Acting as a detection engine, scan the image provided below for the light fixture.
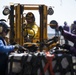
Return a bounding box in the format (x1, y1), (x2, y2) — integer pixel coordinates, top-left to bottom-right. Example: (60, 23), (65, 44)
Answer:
(2, 6), (10, 16)
(47, 7), (54, 15)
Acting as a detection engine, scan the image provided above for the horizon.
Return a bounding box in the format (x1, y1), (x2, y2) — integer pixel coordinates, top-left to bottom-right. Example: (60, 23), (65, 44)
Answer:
(0, 0), (76, 33)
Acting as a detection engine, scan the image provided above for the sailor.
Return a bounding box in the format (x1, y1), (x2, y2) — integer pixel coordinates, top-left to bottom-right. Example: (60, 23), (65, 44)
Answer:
(23, 12), (39, 42)
(63, 21), (70, 44)
(59, 26), (76, 56)
(0, 20), (20, 75)
(71, 20), (76, 34)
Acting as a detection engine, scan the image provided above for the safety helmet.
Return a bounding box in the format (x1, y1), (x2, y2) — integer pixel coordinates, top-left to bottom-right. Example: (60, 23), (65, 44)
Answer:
(25, 12), (35, 23)
(64, 21), (67, 25)
(0, 21), (10, 34)
(74, 20), (76, 24)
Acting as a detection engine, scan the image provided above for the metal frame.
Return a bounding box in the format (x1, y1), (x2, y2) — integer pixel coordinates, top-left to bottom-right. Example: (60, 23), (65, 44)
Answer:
(9, 4), (47, 48)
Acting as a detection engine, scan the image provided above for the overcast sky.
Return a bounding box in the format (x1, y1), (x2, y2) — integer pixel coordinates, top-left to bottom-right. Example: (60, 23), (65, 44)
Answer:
(0, 0), (76, 33)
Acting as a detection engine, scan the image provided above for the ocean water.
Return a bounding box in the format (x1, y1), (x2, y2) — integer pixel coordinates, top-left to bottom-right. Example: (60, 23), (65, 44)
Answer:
(48, 33), (55, 39)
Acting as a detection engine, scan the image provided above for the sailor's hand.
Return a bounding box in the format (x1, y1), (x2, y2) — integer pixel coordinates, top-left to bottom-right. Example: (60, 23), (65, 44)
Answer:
(53, 36), (59, 42)
(58, 26), (64, 35)
(14, 44), (21, 49)
(62, 44), (71, 50)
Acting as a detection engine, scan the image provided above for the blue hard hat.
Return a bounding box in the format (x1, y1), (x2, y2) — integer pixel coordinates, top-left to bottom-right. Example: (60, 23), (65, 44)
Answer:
(0, 21), (10, 33)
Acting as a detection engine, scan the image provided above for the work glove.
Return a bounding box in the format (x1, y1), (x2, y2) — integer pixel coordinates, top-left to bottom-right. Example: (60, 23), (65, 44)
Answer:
(24, 44), (38, 52)
(14, 44), (28, 53)
(62, 44), (71, 50)
(58, 26), (64, 35)
(52, 36), (59, 42)
(14, 44), (21, 49)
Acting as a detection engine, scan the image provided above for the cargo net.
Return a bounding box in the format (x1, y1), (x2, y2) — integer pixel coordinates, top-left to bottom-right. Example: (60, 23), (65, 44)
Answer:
(52, 54), (76, 75)
(8, 52), (76, 75)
